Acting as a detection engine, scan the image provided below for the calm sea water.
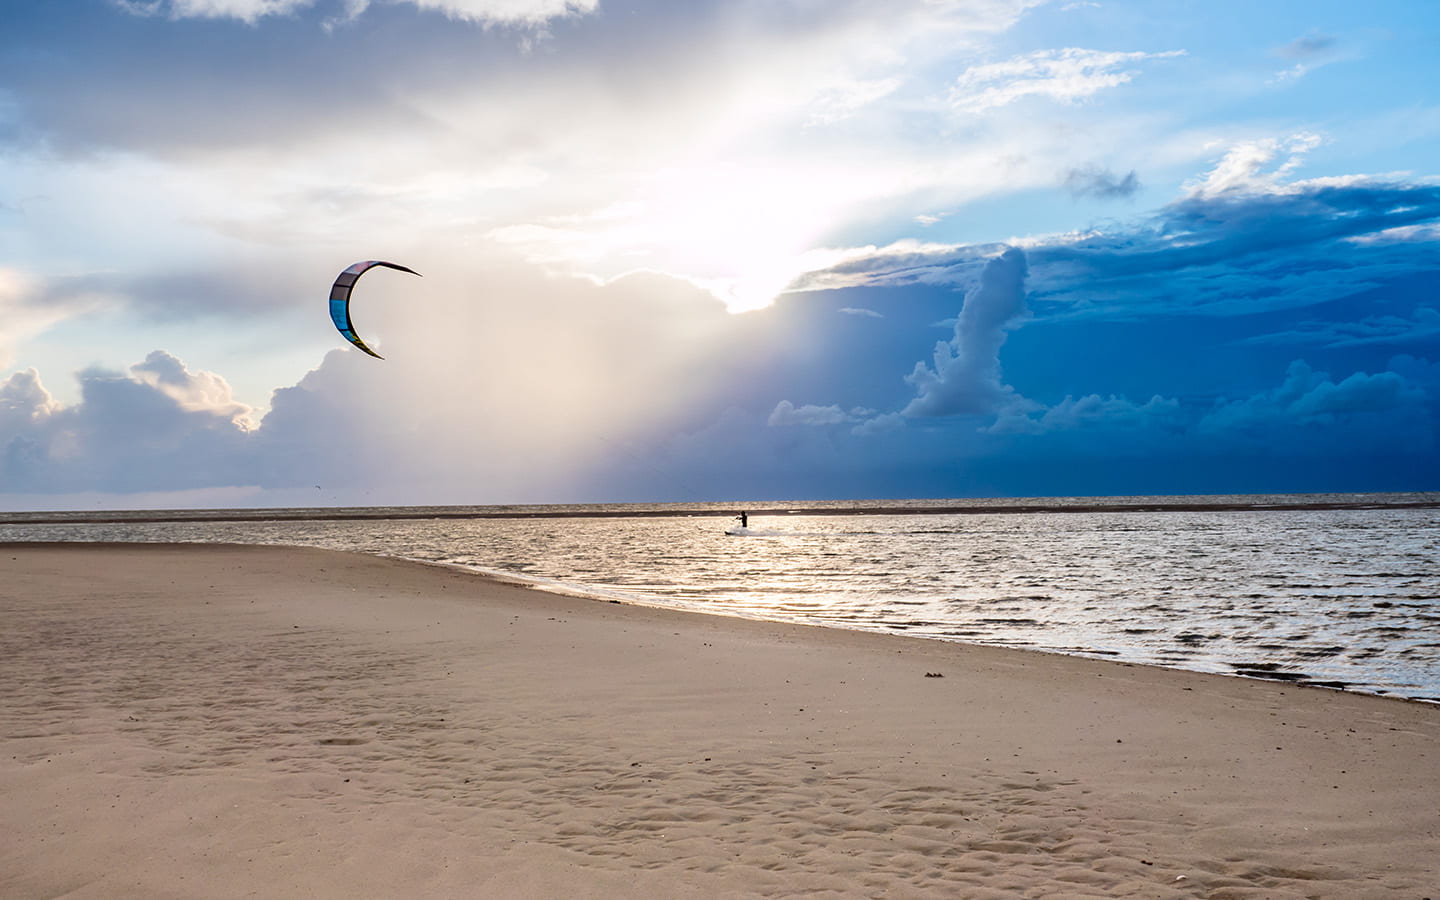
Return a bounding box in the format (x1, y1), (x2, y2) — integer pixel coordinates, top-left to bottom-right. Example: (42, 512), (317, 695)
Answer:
(4, 494), (1438, 702)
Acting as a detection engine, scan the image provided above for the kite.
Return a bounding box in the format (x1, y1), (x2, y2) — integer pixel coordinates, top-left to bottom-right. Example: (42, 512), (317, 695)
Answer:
(328, 260), (421, 359)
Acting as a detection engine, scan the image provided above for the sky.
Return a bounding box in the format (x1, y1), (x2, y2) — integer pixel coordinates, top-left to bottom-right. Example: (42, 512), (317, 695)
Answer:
(2, 0), (1438, 509)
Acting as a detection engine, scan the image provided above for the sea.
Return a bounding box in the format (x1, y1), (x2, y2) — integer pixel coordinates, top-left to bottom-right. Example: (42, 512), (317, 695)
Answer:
(4, 492), (1438, 703)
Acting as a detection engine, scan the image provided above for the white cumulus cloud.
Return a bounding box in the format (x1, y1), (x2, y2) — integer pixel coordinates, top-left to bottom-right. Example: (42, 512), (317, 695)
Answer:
(902, 247), (1036, 419)
(1187, 133), (1324, 198)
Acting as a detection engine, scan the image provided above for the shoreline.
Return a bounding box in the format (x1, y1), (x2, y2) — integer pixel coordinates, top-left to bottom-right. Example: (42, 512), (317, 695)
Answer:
(4, 542), (1438, 897)
(407, 553), (1439, 707)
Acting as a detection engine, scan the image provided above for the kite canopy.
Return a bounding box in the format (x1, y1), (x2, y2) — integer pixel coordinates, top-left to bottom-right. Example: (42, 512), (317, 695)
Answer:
(328, 260), (421, 359)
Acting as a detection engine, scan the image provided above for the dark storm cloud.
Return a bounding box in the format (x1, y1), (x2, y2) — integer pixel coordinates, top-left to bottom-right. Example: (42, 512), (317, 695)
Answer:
(1032, 180), (1440, 290)
(796, 175), (1440, 323)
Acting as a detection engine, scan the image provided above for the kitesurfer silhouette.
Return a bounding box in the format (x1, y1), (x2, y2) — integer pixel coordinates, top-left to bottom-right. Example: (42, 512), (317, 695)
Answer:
(736, 511), (748, 528)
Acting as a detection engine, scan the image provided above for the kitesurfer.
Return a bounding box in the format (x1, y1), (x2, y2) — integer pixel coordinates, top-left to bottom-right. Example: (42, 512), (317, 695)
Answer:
(736, 511), (748, 528)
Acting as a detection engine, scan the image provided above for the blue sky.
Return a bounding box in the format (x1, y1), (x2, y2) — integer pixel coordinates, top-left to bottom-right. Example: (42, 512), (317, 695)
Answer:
(2, 0), (1437, 509)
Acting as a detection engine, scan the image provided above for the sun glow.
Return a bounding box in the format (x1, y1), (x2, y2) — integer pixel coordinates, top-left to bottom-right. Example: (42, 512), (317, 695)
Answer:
(493, 160), (896, 312)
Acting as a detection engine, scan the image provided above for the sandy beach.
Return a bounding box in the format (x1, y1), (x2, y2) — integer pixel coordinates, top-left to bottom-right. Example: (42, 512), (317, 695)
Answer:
(3, 543), (1437, 898)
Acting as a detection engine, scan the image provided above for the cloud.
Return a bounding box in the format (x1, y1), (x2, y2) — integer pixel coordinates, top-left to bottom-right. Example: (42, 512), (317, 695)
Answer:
(0, 269), (87, 369)
(1027, 156), (1440, 320)
(113, 0), (310, 22)
(990, 393), (1182, 435)
(29, 263), (312, 324)
(767, 401), (852, 427)
(2, 0), (1161, 324)
(131, 350), (257, 426)
(768, 400), (881, 429)
(1185, 133), (1323, 198)
(901, 247), (1036, 418)
(4, 3), (1438, 505)
(1062, 164), (1139, 199)
(248, 263), (753, 499)
(0, 368), (59, 432)
(1198, 360), (1423, 435)
(4, 0), (1076, 323)
(116, 0), (599, 26)
(782, 145), (1440, 457)
(1269, 32), (1343, 84)
(1346, 222), (1440, 245)
(1, 356), (257, 493)
(1241, 307), (1440, 349)
(796, 135), (1440, 327)
(850, 411), (905, 436)
(949, 48), (1184, 114)
(0, 266), (196, 371)
(386, 0), (599, 26)
(786, 240), (1005, 293)
(1274, 34), (1338, 61)
(806, 76), (904, 126)
(0, 259), (754, 501)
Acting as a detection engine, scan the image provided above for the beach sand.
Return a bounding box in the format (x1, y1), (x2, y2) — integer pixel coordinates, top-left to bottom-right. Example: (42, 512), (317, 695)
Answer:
(2, 543), (1436, 898)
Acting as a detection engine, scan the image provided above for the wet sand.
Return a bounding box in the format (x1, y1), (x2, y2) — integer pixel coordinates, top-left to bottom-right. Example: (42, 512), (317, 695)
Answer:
(3, 543), (1437, 898)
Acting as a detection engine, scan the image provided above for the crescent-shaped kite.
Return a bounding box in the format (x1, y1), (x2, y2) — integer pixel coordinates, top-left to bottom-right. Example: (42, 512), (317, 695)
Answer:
(328, 260), (421, 359)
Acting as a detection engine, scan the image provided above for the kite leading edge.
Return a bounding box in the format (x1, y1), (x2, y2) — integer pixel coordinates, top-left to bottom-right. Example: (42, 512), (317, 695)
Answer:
(328, 260), (421, 359)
